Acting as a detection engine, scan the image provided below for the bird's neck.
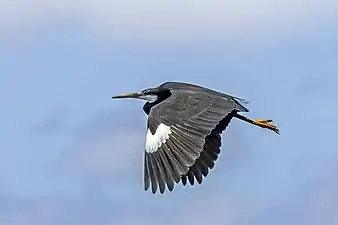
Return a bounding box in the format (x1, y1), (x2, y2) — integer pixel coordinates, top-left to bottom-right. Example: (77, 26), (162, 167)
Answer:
(143, 102), (155, 115)
(142, 89), (172, 115)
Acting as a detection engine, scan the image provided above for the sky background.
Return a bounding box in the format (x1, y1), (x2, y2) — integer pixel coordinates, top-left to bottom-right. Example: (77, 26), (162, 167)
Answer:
(1, 1), (338, 225)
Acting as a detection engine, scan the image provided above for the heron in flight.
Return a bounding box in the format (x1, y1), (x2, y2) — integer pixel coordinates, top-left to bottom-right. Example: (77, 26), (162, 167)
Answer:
(112, 81), (279, 194)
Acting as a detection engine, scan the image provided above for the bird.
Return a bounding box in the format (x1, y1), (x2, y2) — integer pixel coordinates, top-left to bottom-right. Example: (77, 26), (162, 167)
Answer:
(111, 81), (279, 194)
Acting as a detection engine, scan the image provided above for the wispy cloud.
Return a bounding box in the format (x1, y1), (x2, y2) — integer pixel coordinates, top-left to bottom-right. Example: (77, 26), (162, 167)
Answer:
(1, 0), (338, 41)
(3, 156), (337, 225)
(51, 105), (146, 183)
(293, 72), (338, 98)
(245, 156), (338, 225)
(30, 108), (70, 135)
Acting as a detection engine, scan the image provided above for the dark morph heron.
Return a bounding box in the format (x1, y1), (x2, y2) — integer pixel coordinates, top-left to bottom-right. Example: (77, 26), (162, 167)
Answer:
(112, 81), (279, 194)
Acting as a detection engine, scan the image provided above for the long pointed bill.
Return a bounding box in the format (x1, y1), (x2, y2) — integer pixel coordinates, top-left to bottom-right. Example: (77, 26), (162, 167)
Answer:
(111, 92), (142, 99)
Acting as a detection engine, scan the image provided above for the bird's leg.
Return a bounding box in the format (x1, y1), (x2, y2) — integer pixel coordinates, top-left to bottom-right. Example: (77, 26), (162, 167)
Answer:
(234, 113), (279, 134)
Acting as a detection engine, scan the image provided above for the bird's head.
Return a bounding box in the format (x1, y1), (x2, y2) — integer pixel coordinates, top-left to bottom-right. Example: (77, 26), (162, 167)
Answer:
(112, 88), (157, 103)
(112, 87), (172, 104)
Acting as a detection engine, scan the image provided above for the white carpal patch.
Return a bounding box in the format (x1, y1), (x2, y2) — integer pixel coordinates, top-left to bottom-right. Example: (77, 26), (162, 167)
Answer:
(145, 123), (172, 153)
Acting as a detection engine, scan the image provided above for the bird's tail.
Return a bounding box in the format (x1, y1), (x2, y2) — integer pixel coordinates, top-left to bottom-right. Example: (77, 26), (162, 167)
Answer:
(233, 97), (250, 105)
(232, 96), (250, 112)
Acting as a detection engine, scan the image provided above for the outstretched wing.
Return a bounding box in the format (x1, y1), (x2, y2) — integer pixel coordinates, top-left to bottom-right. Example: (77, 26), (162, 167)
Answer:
(180, 109), (237, 186)
(143, 88), (247, 194)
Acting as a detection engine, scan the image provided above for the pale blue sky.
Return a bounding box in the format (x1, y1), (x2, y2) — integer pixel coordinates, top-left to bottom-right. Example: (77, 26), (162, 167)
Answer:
(1, 2), (338, 225)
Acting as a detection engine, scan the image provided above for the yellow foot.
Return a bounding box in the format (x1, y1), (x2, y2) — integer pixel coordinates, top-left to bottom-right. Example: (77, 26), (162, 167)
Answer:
(253, 120), (280, 134)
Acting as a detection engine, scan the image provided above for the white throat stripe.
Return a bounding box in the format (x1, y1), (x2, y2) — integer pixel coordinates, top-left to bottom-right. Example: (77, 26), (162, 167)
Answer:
(145, 123), (172, 153)
(139, 95), (158, 103)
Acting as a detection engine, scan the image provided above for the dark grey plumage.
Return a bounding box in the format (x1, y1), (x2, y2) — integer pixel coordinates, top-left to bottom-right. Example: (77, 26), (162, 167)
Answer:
(143, 82), (248, 194)
(111, 81), (279, 194)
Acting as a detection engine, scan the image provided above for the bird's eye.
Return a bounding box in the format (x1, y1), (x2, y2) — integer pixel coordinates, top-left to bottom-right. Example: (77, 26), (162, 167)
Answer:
(142, 89), (152, 94)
